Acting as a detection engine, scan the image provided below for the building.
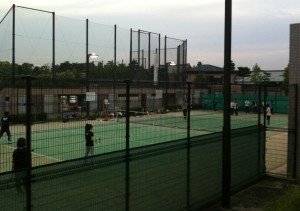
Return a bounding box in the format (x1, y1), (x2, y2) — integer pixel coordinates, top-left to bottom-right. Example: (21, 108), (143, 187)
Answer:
(235, 70), (285, 85)
(186, 64), (236, 84)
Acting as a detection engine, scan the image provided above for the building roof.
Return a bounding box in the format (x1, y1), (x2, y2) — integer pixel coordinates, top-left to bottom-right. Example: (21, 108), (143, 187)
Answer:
(189, 64), (224, 73)
(263, 70), (284, 82)
(189, 64), (284, 83)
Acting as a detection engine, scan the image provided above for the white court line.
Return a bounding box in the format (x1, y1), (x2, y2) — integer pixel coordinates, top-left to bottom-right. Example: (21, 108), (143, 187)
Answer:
(2, 144), (61, 162)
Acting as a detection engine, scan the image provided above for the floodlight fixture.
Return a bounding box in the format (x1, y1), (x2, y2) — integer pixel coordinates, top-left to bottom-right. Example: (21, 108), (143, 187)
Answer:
(169, 61), (176, 66)
(88, 52), (99, 59)
(86, 52), (99, 81)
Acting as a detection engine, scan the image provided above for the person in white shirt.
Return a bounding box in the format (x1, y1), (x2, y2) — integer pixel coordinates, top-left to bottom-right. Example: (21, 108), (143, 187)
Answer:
(234, 99), (238, 115)
(230, 101), (234, 115)
(266, 104), (271, 125)
(244, 99), (250, 113)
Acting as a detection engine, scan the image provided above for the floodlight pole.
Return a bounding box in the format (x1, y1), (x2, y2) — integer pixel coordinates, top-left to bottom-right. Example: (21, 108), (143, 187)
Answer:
(114, 24), (117, 116)
(164, 36), (168, 110)
(86, 52), (99, 117)
(86, 56), (90, 89)
(52, 12), (55, 80)
(138, 30), (141, 83)
(86, 19), (90, 116)
(12, 4), (15, 86)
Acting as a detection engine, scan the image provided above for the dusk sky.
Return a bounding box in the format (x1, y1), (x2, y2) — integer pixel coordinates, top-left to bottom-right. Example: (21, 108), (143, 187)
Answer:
(1, 0), (299, 70)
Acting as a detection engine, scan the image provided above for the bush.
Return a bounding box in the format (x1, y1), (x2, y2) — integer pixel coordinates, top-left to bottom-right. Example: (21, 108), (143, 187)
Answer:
(10, 113), (47, 124)
(166, 104), (181, 111)
(191, 103), (201, 109)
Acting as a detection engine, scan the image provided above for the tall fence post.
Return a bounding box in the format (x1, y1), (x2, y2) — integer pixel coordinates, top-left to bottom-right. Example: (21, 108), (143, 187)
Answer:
(52, 12), (55, 80)
(138, 29), (140, 83)
(222, 0), (232, 208)
(129, 28), (132, 80)
(12, 4), (16, 86)
(125, 80), (131, 211)
(114, 24), (117, 115)
(22, 75), (33, 211)
(258, 85), (261, 124)
(187, 82), (191, 142)
(186, 82), (191, 209)
(86, 19), (90, 116)
(293, 84), (298, 178)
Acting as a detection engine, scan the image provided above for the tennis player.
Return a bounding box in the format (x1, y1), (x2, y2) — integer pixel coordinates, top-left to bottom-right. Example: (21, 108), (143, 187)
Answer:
(0, 112), (12, 144)
(182, 101), (188, 119)
(85, 123), (94, 157)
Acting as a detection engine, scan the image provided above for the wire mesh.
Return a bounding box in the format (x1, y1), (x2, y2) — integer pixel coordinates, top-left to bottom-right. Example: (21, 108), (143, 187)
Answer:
(0, 4), (295, 210)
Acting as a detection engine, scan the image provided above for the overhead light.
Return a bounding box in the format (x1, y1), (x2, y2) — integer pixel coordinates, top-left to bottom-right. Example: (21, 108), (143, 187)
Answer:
(88, 52), (99, 59)
(169, 61), (176, 66)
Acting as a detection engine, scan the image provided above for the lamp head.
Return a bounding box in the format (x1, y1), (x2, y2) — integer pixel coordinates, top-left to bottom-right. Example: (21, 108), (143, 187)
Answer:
(169, 61), (176, 66)
(88, 52), (99, 59)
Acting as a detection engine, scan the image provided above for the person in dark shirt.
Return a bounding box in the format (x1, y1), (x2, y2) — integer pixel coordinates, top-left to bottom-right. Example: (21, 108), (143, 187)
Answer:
(12, 137), (27, 193)
(0, 112), (12, 144)
(182, 101), (187, 119)
(85, 124), (94, 157)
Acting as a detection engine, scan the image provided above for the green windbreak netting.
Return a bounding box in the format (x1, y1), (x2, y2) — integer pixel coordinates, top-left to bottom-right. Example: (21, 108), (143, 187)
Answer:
(231, 125), (265, 192)
(0, 125), (264, 210)
(190, 133), (222, 209)
(31, 160), (126, 210)
(129, 141), (187, 210)
(0, 171), (26, 210)
(201, 93), (288, 114)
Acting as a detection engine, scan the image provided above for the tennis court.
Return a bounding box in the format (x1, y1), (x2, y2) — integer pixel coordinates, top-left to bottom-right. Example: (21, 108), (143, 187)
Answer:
(0, 110), (288, 173)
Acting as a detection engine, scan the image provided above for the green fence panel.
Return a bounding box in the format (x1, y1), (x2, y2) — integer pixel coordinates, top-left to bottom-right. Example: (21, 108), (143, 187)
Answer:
(231, 125), (265, 192)
(130, 142), (187, 210)
(0, 172), (27, 210)
(190, 133), (222, 209)
(0, 126), (265, 210)
(200, 93), (288, 114)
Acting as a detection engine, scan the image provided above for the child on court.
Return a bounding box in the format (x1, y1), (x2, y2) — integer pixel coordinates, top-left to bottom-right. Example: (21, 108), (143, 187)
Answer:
(12, 137), (28, 193)
(85, 123), (94, 157)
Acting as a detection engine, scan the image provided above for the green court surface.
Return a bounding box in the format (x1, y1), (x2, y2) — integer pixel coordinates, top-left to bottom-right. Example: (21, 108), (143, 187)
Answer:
(0, 110), (288, 171)
(29, 119), (207, 163)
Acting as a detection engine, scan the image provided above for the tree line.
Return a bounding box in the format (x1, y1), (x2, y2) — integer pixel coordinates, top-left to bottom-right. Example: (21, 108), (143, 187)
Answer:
(0, 60), (154, 81)
(0, 60), (289, 91)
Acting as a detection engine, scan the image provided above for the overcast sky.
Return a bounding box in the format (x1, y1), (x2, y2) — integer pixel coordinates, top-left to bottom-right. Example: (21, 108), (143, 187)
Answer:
(1, 0), (299, 70)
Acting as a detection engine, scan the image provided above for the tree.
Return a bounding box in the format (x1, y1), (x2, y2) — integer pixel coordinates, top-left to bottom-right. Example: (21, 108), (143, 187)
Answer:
(194, 72), (207, 88)
(236, 66), (251, 84)
(169, 69), (177, 81)
(56, 70), (75, 79)
(250, 63), (264, 84)
(57, 61), (72, 72)
(230, 60), (235, 72)
(196, 61), (203, 67)
(194, 72), (206, 83)
(16, 63), (34, 75)
(282, 65), (289, 93)
(0, 61), (12, 77)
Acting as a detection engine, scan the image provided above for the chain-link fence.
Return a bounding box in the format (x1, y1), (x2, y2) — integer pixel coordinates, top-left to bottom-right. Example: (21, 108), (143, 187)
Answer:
(0, 5), (187, 84)
(0, 77), (267, 210)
